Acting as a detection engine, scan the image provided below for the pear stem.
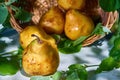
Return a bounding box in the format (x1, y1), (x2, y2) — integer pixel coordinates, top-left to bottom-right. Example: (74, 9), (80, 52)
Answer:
(31, 34), (43, 44)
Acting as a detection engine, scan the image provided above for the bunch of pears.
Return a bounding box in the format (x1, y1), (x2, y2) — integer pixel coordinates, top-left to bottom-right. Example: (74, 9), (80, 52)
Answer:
(20, 0), (97, 76)
(40, 0), (95, 40)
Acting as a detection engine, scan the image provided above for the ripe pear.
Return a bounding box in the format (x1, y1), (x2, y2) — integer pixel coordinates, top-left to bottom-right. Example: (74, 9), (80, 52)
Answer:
(39, 6), (65, 34)
(20, 26), (56, 49)
(22, 35), (59, 76)
(65, 9), (94, 40)
(57, 0), (85, 10)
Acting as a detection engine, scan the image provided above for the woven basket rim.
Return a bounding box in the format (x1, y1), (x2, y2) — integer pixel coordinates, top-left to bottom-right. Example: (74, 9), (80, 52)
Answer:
(7, 0), (119, 47)
(82, 9), (118, 46)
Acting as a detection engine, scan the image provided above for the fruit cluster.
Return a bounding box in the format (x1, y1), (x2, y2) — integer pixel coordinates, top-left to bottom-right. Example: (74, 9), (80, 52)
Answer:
(40, 0), (95, 40)
(20, 0), (98, 76)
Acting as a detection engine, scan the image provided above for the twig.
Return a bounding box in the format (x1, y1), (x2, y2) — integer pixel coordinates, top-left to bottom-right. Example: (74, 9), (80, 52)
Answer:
(84, 64), (99, 68)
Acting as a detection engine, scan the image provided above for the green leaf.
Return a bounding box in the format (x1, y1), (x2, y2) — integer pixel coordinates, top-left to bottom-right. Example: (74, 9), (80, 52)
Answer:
(96, 57), (116, 73)
(57, 36), (82, 54)
(109, 21), (120, 45)
(66, 72), (80, 80)
(0, 0), (4, 2)
(30, 72), (62, 80)
(13, 7), (32, 23)
(0, 58), (19, 75)
(64, 39), (73, 47)
(18, 46), (23, 55)
(58, 44), (82, 54)
(99, 0), (120, 12)
(111, 20), (119, 32)
(110, 47), (120, 62)
(91, 23), (105, 35)
(30, 76), (53, 80)
(0, 4), (8, 24)
(2, 14), (12, 28)
(73, 36), (88, 46)
(51, 34), (61, 42)
(0, 41), (7, 53)
(115, 21), (120, 33)
(68, 64), (85, 70)
(118, 9), (120, 21)
(0, 45), (22, 76)
(52, 71), (62, 80)
(114, 37), (120, 48)
(109, 37), (120, 63)
(5, 0), (17, 5)
(66, 64), (88, 80)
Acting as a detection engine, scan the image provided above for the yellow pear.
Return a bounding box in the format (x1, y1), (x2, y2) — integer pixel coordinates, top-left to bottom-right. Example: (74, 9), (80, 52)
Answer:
(22, 35), (59, 75)
(20, 26), (56, 49)
(65, 9), (94, 40)
(57, 0), (85, 10)
(39, 6), (65, 34)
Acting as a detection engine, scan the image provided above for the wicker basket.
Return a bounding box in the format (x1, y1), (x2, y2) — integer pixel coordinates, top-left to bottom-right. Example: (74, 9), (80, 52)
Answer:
(7, 0), (118, 47)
